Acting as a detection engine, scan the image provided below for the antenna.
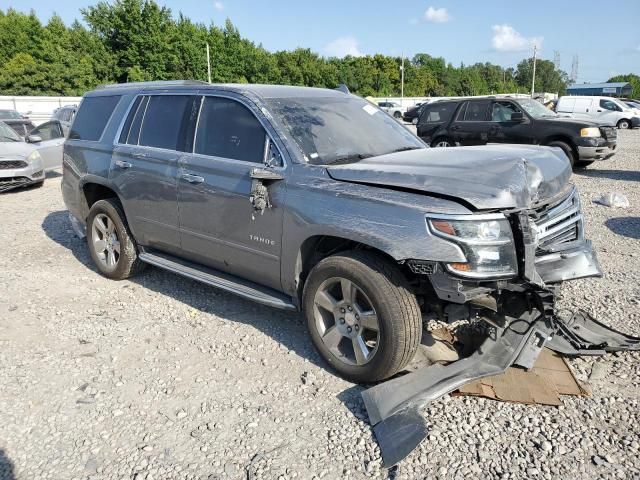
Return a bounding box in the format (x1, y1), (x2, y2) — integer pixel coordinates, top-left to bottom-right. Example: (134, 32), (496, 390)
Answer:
(553, 50), (561, 70)
(570, 55), (579, 83)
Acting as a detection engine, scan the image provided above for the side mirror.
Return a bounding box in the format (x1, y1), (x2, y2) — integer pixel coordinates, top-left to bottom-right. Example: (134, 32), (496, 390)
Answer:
(510, 112), (525, 122)
(27, 135), (42, 143)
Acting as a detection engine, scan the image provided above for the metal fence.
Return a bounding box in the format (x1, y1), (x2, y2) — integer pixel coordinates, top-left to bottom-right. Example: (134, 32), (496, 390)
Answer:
(0, 95), (82, 125)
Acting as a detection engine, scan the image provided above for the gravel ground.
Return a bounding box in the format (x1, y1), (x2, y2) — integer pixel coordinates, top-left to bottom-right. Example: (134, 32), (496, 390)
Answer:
(1, 131), (639, 480)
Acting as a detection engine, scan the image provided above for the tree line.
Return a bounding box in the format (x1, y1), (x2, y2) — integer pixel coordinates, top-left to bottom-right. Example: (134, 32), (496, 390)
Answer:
(0, 0), (629, 98)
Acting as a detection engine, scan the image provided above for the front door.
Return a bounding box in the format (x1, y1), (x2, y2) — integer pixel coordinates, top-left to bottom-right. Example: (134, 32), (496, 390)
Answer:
(449, 100), (492, 145)
(177, 95), (285, 291)
(596, 98), (623, 126)
(488, 100), (533, 144)
(28, 120), (65, 170)
(110, 94), (198, 254)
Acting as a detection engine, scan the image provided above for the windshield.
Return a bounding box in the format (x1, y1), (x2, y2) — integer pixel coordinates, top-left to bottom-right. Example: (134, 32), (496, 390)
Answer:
(0, 109), (24, 120)
(515, 98), (557, 118)
(0, 122), (21, 142)
(266, 95), (424, 165)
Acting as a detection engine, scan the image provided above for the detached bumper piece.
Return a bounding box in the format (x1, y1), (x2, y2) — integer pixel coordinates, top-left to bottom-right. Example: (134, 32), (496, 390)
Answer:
(362, 312), (553, 467)
(547, 310), (640, 356)
(362, 309), (639, 467)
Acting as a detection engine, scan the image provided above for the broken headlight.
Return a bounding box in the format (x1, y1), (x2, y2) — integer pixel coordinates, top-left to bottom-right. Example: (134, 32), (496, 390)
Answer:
(427, 214), (518, 278)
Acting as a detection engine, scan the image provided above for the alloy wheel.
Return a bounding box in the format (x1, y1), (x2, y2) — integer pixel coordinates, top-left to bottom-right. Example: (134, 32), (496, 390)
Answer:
(91, 213), (120, 269)
(312, 277), (380, 366)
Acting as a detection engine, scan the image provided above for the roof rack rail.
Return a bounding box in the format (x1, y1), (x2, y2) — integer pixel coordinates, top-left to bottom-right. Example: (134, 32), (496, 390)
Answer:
(96, 80), (210, 90)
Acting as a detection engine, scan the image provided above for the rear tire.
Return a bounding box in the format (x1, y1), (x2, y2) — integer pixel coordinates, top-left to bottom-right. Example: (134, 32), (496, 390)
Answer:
(303, 251), (422, 383)
(431, 137), (454, 148)
(546, 140), (576, 168)
(86, 199), (145, 280)
(393, 111), (402, 119)
(617, 119), (630, 129)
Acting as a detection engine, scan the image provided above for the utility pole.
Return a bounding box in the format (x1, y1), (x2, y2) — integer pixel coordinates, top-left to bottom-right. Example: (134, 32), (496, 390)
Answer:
(400, 53), (405, 106)
(206, 43), (212, 84)
(531, 45), (537, 98)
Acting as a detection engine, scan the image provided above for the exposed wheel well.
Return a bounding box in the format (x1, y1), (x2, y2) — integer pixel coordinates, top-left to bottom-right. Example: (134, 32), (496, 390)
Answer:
(295, 235), (398, 302)
(543, 135), (577, 158)
(81, 183), (121, 219)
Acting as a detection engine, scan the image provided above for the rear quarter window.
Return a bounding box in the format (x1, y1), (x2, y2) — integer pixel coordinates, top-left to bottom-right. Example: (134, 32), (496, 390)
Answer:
(422, 103), (456, 124)
(69, 95), (121, 141)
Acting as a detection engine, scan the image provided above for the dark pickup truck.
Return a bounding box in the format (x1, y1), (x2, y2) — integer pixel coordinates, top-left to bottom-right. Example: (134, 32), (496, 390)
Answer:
(61, 82), (638, 467)
(416, 97), (617, 167)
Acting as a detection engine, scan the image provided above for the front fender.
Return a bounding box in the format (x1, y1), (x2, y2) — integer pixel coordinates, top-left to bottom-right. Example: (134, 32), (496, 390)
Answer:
(280, 167), (470, 296)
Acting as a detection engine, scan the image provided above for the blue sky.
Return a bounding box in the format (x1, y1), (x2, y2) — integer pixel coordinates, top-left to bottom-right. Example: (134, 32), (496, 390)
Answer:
(2, 0), (639, 82)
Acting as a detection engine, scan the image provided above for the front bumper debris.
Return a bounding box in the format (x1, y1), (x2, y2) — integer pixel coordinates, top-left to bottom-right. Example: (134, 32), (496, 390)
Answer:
(362, 305), (640, 467)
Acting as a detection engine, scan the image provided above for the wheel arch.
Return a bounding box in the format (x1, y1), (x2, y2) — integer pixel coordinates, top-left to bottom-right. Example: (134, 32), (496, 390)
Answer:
(78, 177), (129, 227)
(542, 135), (578, 159)
(292, 234), (400, 306)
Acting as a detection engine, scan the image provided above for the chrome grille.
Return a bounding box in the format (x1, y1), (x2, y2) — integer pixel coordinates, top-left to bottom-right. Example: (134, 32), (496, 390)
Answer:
(0, 160), (27, 170)
(530, 188), (583, 254)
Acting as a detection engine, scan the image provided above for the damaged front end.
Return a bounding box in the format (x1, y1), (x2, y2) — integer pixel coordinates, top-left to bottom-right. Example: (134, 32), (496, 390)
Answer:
(363, 184), (639, 467)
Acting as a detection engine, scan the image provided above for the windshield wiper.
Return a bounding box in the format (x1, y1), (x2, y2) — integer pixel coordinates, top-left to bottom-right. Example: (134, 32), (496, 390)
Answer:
(387, 146), (422, 154)
(324, 153), (373, 166)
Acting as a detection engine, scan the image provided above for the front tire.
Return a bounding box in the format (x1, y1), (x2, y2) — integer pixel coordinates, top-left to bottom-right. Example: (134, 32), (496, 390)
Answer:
(393, 111), (402, 119)
(617, 119), (630, 129)
(86, 199), (144, 280)
(303, 251), (422, 383)
(546, 140), (576, 168)
(431, 137), (454, 148)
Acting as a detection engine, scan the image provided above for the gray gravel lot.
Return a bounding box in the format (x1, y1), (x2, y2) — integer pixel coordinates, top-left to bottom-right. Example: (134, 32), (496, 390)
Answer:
(1, 131), (639, 480)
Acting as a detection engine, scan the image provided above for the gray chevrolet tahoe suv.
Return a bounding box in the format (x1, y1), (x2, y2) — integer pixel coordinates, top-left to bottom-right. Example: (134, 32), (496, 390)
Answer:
(62, 81), (640, 466)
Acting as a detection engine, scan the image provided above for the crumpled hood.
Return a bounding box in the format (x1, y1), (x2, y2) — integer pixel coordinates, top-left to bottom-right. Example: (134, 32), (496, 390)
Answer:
(326, 145), (572, 210)
(0, 142), (34, 159)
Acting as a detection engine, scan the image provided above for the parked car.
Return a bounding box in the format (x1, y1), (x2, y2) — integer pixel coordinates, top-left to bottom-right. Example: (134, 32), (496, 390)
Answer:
(556, 96), (640, 129)
(377, 101), (404, 119)
(416, 97), (617, 167)
(0, 109), (36, 138)
(0, 121), (46, 192)
(52, 104), (78, 124)
(403, 103), (426, 124)
(62, 80), (619, 466)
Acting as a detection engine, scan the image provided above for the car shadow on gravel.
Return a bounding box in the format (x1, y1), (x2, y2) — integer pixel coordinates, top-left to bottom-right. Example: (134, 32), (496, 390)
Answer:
(41, 210), (331, 372)
(575, 169), (640, 182)
(605, 217), (640, 240)
(0, 449), (16, 480)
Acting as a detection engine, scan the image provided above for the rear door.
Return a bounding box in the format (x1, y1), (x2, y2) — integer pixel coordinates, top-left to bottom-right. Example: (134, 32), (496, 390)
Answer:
(28, 120), (65, 170)
(571, 98), (593, 120)
(177, 94), (285, 290)
(488, 100), (533, 144)
(449, 100), (492, 145)
(110, 94), (198, 254)
(416, 102), (457, 144)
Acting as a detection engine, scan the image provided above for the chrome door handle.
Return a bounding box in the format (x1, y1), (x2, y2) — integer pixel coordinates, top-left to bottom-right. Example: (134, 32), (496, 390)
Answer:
(181, 173), (204, 184)
(132, 152), (148, 159)
(115, 160), (132, 169)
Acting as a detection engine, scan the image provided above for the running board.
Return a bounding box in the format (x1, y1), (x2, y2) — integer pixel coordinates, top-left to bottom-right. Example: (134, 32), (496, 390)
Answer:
(138, 252), (297, 311)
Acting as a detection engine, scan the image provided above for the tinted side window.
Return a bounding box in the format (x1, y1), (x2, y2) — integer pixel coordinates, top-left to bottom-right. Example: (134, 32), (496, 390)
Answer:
(462, 100), (491, 121)
(138, 95), (193, 151)
(119, 96), (145, 145)
(424, 103), (456, 123)
(69, 95), (121, 141)
(195, 97), (266, 163)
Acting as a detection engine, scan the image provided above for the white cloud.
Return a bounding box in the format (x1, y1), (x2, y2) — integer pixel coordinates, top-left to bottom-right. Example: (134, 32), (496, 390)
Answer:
(323, 36), (363, 58)
(213, 1), (224, 11)
(424, 7), (451, 23)
(491, 24), (542, 52)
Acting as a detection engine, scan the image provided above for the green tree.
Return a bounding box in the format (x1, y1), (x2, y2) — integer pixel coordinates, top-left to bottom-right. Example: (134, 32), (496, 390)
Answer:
(515, 58), (569, 94)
